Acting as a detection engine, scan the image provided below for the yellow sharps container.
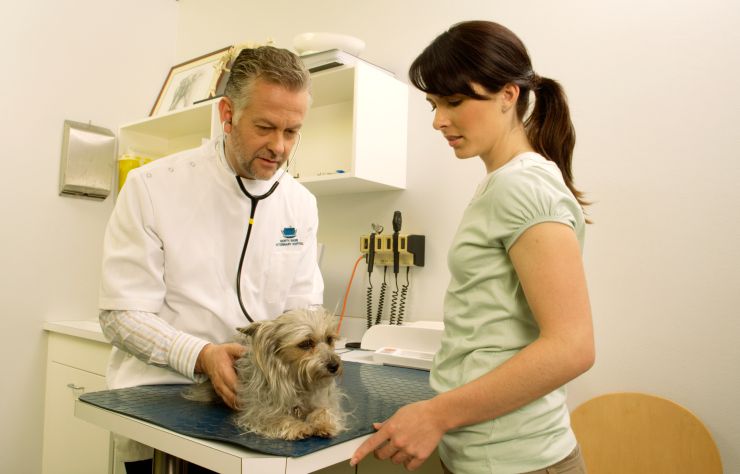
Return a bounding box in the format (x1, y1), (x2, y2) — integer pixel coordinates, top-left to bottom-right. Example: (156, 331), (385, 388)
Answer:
(117, 153), (152, 191)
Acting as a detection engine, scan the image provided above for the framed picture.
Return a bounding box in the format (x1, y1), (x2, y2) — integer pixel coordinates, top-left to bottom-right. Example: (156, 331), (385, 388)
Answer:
(150, 46), (233, 116)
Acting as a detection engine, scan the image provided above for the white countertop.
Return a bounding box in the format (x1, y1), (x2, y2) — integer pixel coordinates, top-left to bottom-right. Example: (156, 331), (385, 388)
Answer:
(43, 320), (421, 369)
(43, 319), (108, 343)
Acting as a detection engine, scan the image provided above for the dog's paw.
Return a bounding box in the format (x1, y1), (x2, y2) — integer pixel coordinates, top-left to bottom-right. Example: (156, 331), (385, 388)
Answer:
(306, 408), (341, 438)
(279, 420), (315, 440)
(311, 423), (338, 438)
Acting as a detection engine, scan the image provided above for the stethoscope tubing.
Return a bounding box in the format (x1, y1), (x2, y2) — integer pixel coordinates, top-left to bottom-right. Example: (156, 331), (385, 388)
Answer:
(235, 177), (280, 323)
(222, 131), (301, 323)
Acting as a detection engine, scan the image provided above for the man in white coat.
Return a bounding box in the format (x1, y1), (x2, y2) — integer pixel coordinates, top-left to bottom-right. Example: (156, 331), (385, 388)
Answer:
(99, 46), (323, 473)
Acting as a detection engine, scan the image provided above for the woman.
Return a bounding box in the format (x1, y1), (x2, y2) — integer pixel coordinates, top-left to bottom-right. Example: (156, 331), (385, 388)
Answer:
(351, 21), (594, 473)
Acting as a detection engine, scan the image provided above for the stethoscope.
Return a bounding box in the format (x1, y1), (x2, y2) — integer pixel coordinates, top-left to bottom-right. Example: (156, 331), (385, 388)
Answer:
(219, 125), (301, 322)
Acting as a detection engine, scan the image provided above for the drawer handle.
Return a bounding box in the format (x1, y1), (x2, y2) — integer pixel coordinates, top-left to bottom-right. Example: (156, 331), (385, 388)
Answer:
(66, 383), (85, 391)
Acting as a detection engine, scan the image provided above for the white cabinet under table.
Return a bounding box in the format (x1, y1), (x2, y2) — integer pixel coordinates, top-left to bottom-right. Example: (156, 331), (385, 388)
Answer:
(42, 321), (113, 474)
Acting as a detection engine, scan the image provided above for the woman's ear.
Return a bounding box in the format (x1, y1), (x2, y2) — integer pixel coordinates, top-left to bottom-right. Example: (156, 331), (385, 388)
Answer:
(500, 83), (520, 114)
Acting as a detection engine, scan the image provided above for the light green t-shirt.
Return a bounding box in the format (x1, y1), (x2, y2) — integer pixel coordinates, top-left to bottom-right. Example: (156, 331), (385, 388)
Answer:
(431, 152), (585, 474)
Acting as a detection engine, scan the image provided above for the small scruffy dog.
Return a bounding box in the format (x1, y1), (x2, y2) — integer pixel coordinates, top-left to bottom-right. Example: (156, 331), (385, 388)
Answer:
(184, 307), (346, 440)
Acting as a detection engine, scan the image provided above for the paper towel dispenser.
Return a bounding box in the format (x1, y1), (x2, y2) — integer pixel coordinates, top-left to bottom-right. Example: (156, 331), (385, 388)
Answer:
(58, 120), (116, 200)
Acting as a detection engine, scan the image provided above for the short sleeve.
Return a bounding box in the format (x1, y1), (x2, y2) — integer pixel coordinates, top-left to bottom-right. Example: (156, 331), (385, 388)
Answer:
(98, 169), (167, 312)
(488, 163), (583, 252)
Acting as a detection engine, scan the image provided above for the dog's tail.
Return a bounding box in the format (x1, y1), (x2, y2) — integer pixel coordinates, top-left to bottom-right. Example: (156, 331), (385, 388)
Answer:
(182, 381), (219, 403)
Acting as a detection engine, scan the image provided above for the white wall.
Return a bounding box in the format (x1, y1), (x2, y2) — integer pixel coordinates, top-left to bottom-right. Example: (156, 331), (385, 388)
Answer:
(176, 0), (740, 471)
(0, 1), (178, 471)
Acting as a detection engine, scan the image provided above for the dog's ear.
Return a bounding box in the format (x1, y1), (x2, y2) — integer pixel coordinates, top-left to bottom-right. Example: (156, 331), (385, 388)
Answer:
(237, 322), (261, 337)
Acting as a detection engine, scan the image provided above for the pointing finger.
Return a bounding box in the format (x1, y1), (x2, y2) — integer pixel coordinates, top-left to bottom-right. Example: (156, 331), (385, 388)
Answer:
(350, 428), (389, 466)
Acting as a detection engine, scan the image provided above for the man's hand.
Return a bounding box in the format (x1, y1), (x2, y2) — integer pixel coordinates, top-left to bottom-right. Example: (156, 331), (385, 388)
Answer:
(350, 400), (445, 471)
(195, 343), (245, 409)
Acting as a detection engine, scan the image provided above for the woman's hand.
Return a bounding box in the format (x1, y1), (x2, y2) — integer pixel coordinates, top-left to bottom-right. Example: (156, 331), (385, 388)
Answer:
(351, 399), (446, 471)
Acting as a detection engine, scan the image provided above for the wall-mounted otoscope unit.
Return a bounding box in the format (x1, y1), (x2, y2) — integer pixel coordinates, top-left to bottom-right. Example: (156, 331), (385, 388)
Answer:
(359, 211), (425, 329)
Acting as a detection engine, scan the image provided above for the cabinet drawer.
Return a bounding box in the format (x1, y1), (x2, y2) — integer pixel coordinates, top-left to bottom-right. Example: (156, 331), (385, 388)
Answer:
(47, 332), (111, 376)
(42, 361), (110, 473)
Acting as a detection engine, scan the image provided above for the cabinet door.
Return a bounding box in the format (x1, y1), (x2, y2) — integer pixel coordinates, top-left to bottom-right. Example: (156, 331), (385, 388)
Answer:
(42, 362), (110, 474)
(357, 452), (443, 474)
(308, 451), (443, 473)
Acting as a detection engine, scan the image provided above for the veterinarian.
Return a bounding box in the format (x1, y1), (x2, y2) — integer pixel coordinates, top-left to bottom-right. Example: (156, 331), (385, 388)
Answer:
(351, 21), (594, 473)
(99, 45), (323, 473)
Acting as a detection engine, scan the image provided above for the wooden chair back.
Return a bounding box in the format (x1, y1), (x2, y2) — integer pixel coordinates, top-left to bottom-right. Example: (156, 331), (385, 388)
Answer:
(570, 392), (722, 474)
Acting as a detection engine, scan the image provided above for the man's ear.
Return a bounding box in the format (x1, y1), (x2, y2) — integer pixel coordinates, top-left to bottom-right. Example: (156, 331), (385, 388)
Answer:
(219, 97), (234, 133)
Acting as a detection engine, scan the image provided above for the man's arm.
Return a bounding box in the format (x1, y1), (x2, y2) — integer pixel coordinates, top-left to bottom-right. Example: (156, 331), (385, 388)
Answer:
(100, 310), (245, 408)
(100, 309), (209, 378)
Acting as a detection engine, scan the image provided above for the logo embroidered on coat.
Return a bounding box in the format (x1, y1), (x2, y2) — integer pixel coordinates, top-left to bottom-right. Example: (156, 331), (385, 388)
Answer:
(277, 226), (304, 247)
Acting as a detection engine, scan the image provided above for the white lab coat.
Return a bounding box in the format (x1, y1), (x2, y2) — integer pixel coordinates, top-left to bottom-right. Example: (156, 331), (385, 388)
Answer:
(99, 136), (324, 390)
(99, 137), (324, 467)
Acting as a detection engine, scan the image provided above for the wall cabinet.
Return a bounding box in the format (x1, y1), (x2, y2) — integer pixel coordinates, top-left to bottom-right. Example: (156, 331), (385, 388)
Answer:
(118, 58), (408, 196)
(42, 331), (113, 474)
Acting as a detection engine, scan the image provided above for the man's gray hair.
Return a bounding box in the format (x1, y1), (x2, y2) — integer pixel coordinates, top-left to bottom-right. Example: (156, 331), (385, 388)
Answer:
(224, 46), (311, 123)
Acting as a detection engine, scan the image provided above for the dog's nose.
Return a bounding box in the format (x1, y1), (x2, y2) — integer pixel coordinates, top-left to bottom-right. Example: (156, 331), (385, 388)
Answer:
(327, 361), (340, 374)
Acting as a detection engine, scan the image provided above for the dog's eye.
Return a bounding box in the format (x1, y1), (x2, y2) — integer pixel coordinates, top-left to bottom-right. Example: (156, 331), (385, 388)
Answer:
(298, 340), (315, 350)
(326, 336), (334, 345)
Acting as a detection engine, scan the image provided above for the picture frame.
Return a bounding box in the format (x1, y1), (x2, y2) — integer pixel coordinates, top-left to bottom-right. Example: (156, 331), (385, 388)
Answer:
(150, 46), (233, 116)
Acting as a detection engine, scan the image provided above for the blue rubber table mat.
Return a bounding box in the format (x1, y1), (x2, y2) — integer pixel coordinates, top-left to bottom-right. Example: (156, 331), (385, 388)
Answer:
(79, 361), (435, 457)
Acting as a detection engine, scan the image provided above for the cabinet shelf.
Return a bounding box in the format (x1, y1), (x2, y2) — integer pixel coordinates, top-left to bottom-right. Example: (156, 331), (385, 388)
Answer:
(119, 99), (218, 159)
(118, 57), (408, 195)
(296, 174), (404, 195)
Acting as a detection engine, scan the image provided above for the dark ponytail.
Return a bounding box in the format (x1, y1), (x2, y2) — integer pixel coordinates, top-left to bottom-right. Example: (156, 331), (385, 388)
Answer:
(525, 76), (587, 209)
(409, 20), (589, 213)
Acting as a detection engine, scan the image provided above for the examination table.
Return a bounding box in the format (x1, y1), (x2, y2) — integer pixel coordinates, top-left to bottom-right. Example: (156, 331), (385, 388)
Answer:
(76, 360), (435, 473)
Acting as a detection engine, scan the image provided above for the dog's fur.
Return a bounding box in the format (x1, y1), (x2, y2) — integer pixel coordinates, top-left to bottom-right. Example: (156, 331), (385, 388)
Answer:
(183, 308), (346, 440)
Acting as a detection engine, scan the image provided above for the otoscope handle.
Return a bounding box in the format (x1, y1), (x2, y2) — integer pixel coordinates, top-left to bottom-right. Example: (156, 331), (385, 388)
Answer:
(392, 211), (402, 232)
(368, 233), (376, 271)
(392, 211), (402, 274)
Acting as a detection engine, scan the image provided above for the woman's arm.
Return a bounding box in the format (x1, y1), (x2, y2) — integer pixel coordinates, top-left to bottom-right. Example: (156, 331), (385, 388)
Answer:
(351, 222), (594, 470)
